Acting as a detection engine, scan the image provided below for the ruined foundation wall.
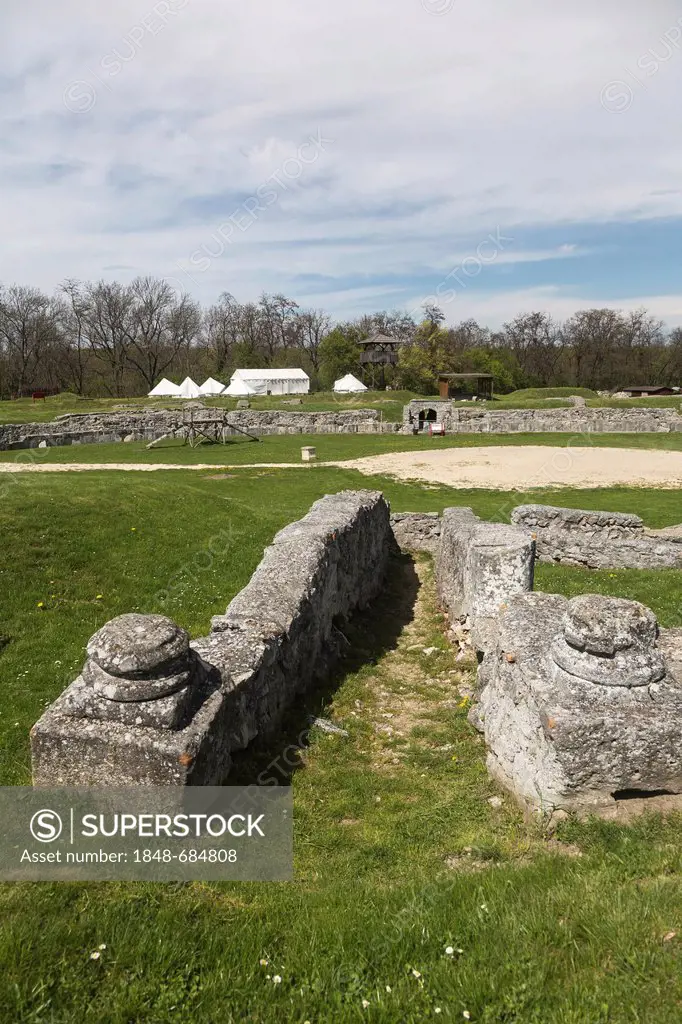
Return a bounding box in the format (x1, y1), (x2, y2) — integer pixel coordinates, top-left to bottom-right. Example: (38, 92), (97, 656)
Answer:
(401, 402), (682, 434)
(0, 408), (399, 451)
(511, 504), (682, 569)
(31, 490), (393, 786)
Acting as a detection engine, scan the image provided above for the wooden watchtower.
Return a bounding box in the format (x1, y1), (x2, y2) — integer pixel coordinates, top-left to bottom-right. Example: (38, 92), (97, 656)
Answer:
(357, 333), (404, 389)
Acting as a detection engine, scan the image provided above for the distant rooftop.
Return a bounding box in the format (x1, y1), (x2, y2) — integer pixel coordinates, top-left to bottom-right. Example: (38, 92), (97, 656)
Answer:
(232, 368), (310, 380)
(357, 333), (406, 347)
(621, 385), (679, 393)
(438, 373), (494, 380)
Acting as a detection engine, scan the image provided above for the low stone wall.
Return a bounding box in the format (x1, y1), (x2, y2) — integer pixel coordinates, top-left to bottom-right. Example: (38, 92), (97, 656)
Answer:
(30, 490), (393, 786)
(401, 401), (682, 434)
(512, 504), (682, 569)
(478, 592), (682, 813)
(390, 512), (442, 555)
(0, 408), (399, 451)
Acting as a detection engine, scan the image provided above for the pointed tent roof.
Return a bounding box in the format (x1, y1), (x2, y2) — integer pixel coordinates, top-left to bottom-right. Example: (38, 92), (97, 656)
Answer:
(333, 373), (368, 393)
(199, 377), (227, 396)
(177, 377), (202, 399)
(223, 378), (257, 397)
(148, 378), (181, 397)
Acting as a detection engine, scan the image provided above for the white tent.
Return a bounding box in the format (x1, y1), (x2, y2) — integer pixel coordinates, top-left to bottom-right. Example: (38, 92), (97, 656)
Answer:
(177, 376), (202, 399)
(148, 378), (181, 397)
(333, 373), (367, 394)
(230, 368), (310, 396)
(199, 377), (226, 396)
(223, 378), (257, 398)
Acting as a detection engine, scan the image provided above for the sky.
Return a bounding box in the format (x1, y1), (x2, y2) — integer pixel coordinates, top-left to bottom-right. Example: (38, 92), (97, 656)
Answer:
(2, 0), (682, 328)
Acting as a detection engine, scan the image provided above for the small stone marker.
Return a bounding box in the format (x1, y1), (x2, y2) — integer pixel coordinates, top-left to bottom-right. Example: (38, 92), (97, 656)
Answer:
(301, 446), (317, 462)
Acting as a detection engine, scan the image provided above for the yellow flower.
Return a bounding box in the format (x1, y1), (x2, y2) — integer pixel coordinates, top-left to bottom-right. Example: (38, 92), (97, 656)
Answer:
(37, 601), (44, 608)
(96, 594), (103, 600)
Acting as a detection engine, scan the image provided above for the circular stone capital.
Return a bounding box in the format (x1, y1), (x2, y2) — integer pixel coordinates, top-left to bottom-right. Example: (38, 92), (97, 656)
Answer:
(561, 595), (658, 657)
(86, 613), (190, 678)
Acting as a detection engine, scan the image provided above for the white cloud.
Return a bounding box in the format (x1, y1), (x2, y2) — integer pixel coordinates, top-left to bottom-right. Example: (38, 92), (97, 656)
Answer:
(1, 0), (681, 319)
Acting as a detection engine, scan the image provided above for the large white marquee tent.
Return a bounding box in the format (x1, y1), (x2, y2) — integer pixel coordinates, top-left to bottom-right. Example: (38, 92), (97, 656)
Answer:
(229, 368), (310, 396)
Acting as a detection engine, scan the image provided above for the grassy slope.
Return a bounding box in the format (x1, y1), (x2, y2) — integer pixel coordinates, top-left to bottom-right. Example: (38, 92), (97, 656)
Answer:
(3, 431), (682, 467)
(1, 472), (681, 1021)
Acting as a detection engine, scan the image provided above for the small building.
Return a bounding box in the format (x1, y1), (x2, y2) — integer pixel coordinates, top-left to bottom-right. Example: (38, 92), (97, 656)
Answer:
(357, 333), (405, 388)
(229, 368), (310, 396)
(438, 373), (494, 401)
(620, 385), (679, 398)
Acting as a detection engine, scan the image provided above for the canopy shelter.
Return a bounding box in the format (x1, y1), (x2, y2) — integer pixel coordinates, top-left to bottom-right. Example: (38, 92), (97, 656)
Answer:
(199, 377), (227, 396)
(438, 373), (494, 401)
(148, 378), (181, 397)
(223, 378), (258, 398)
(333, 373), (368, 393)
(177, 377), (202, 399)
(230, 368), (310, 396)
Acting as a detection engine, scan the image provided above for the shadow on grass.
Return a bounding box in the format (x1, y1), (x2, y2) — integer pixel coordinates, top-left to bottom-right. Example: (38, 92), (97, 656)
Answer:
(226, 552), (420, 785)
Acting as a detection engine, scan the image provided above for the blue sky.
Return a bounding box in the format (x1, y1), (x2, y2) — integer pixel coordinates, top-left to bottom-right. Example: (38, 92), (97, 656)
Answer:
(2, 0), (682, 327)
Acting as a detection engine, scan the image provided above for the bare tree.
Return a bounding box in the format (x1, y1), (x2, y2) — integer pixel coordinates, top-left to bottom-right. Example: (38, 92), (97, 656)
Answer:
(0, 285), (59, 394)
(501, 312), (563, 385)
(297, 308), (331, 371)
(80, 281), (135, 396)
(58, 279), (90, 394)
(204, 292), (241, 374)
(123, 277), (202, 390)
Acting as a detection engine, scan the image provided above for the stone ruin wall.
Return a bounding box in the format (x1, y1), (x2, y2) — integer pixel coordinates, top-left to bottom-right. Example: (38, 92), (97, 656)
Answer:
(3, 400), (682, 452)
(395, 504), (682, 815)
(0, 408), (399, 451)
(31, 490), (394, 786)
(401, 400), (682, 434)
(511, 504), (682, 569)
(31, 493), (682, 817)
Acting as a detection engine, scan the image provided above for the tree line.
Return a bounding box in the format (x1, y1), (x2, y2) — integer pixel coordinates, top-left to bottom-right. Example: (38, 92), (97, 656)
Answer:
(0, 278), (680, 398)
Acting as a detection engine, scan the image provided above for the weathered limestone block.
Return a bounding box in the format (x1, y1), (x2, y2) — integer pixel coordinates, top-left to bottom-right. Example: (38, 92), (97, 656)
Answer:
(31, 490), (393, 786)
(390, 512), (442, 554)
(478, 593), (682, 813)
(511, 504), (682, 569)
(437, 508), (535, 652)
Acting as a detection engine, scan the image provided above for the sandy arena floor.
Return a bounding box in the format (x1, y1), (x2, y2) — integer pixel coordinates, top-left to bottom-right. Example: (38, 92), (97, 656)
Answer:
(1, 445), (682, 489)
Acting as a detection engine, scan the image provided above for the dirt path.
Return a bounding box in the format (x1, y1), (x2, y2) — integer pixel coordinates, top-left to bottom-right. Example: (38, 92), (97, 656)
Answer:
(341, 445), (682, 489)
(2, 444), (682, 488)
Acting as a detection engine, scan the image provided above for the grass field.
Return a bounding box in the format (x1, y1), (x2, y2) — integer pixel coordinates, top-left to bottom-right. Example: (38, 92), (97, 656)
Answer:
(1, 470), (681, 1021)
(1, 386), (681, 426)
(3, 430), (682, 468)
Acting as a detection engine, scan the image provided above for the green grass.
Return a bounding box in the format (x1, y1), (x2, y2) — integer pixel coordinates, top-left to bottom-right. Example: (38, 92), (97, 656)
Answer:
(0, 390), (420, 425)
(3, 430), (682, 467)
(506, 387), (599, 400)
(1, 471), (681, 1021)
